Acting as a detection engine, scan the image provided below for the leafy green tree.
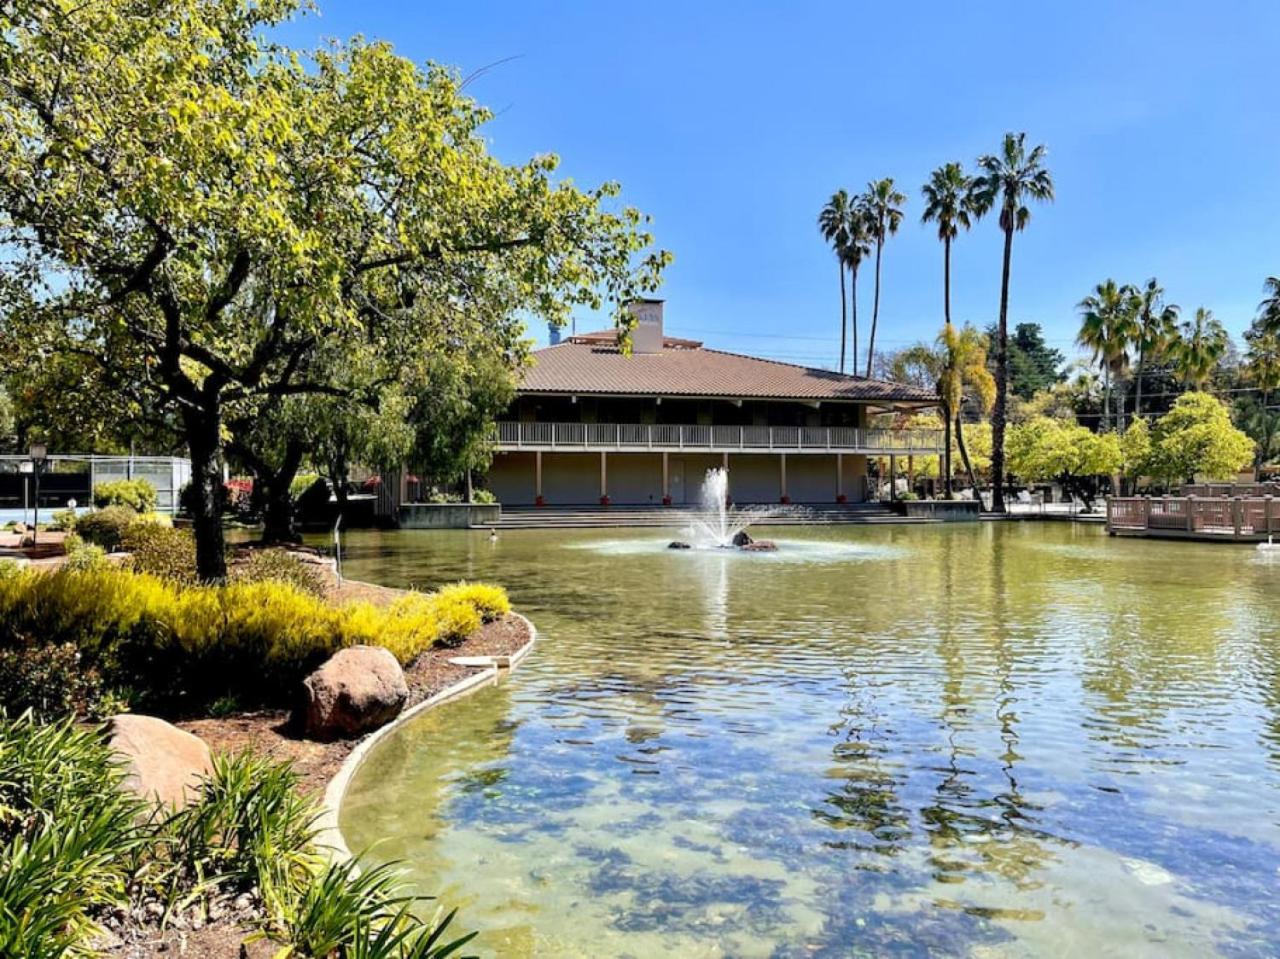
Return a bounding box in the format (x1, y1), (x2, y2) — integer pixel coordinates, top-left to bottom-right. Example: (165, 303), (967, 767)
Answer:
(1169, 308), (1229, 389)
(1004, 323), (1065, 400)
(1006, 416), (1121, 509)
(818, 190), (854, 373)
(1259, 276), (1280, 334)
(861, 178), (906, 378)
(0, 3), (666, 579)
(1239, 320), (1280, 479)
(971, 133), (1055, 512)
(1131, 279), (1179, 418)
(1120, 417), (1153, 491)
(1148, 392), (1254, 483)
(1077, 279), (1140, 430)
(0, 385), (12, 446)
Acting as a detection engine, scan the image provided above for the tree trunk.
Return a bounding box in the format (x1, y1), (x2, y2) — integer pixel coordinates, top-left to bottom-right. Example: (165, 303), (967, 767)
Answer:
(942, 403), (954, 498)
(990, 224), (1014, 513)
(943, 235), (952, 327)
(956, 413), (979, 497)
(850, 262), (860, 377)
(942, 236), (953, 498)
(866, 236), (884, 378)
(183, 405), (228, 582)
(1134, 346), (1145, 420)
(259, 440), (305, 544)
(838, 259), (847, 374)
(329, 452), (351, 516)
(1103, 365), (1111, 431)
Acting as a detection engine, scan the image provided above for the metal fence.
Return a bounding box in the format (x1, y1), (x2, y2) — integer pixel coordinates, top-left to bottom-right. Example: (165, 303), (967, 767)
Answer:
(0, 454), (192, 518)
(494, 421), (943, 454)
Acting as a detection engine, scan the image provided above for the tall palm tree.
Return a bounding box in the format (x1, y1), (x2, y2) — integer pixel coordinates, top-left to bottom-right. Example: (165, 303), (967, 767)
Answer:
(861, 177), (906, 378)
(842, 200), (874, 377)
(1131, 278), (1179, 419)
(818, 190), (854, 373)
(1170, 307), (1228, 389)
(1244, 319), (1280, 479)
(971, 133), (1054, 512)
(920, 163), (979, 327)
(940, 323), (996, 499)
(1259, 276), (1280, 335)
(1076, 279), (1139, 430)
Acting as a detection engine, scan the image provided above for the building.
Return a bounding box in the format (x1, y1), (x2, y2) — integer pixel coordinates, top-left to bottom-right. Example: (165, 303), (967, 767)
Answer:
(484, 300), (941, 506)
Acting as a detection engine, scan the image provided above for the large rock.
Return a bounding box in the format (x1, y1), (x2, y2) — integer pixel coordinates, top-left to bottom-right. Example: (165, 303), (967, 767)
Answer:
(300, 645), (408, 741)
(109, 714), (214, 810)
(731, 530), (753, 547)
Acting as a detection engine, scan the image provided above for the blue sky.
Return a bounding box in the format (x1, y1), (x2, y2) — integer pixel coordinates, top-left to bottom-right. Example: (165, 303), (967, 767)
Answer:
(276, 1), (1279, 371)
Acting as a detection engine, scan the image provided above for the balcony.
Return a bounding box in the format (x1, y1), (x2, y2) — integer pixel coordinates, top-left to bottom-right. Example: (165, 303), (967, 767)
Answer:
(494, 422), (942, 455)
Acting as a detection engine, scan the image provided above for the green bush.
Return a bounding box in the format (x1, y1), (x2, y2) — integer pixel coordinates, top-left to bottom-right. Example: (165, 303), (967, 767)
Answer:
(76, 505), (138, 551)
(470, 488), (497, 504)
(233, 548), (325, 597)
(122, 522), (197, 584)
(93, 478), (158, 513)
(290, 472), (321, 499)
(49, 507), (78, 532)
(0, 643), (109, 721)
(63, 533), (108, 573)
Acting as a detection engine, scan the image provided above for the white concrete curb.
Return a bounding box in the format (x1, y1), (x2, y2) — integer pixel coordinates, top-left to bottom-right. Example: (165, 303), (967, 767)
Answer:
(314, 612), (538, 863)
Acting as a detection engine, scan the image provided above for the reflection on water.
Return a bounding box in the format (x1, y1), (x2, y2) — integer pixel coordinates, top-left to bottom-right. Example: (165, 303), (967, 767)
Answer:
(334, 523), (1280, 958)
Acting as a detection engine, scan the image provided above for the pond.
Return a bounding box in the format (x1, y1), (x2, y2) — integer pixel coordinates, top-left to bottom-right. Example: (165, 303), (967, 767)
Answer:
(333, 522), (1280, 958)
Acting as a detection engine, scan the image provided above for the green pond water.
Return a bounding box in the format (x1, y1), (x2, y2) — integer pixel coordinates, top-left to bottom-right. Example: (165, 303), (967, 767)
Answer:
(333, 522), (1280, 958)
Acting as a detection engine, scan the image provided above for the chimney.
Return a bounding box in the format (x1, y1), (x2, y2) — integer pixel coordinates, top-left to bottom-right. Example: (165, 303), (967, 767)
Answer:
(627, 299), (665, 354)
(548, 322), (561, 346)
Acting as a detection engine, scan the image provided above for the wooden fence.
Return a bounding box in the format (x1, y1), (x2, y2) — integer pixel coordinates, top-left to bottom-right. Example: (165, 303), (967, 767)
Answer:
(1107, 496), (1280, 541)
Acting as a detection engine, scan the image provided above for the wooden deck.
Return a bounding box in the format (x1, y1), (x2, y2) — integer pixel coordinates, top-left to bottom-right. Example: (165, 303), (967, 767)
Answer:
(1107, 495), (1280, 542)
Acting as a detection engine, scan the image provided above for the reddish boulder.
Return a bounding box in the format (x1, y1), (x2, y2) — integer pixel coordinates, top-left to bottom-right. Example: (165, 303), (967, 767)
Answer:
(109, 714), (214, 810)
(300, 645), (408, 741)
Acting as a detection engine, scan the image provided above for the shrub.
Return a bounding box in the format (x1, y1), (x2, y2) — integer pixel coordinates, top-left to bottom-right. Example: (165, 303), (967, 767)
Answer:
(63, 534), (108, 573)
(234, 549), (325, 597)
(290, 472), (321, 499)
(122, 523), (197, 584)
(76, 505), (138, 551)
(426, 489), (462, 504)
(0, 643), (108, 720)
(93, 478), (158, 513)
(50, 507), (78, 532)
(470, 488), (497, 504)
(435, 582), (510, 622)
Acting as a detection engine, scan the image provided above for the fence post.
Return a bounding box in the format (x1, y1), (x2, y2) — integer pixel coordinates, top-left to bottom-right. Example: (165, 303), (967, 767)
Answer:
(1233, 496), (1243, 538)
(1106, 495), (1113, 531)
(1186, 495), (1195, 533)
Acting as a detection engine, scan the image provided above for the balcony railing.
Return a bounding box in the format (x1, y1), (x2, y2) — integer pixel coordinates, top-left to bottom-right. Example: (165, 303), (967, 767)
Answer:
(494, 421), (942, 454)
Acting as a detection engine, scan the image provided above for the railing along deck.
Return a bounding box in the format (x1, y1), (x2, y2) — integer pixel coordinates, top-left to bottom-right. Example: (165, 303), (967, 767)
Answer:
(1107, 495), (1280, 541)
(494, 422), (942, 455)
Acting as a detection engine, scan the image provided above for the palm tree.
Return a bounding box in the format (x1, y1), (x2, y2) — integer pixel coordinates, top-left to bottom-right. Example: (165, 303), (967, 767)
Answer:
(818, 190), (854, 373)
(1131, 278), (1179, 418)
(1259, 276), (1280, 335)
(861, 177), (906, 378)
(1244, 320), (1280, 479)
(971, 133), (1054, 512)
(842, 200), (874, 377)
(1076, 280), (1139, 430)
(920, 163), (978, 327)
(941, 323), (996, 498)
(1170, 307), (1228, 389)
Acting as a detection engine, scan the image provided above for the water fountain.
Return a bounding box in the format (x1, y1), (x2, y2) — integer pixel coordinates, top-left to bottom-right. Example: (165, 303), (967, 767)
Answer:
(670, 468), (777, 551)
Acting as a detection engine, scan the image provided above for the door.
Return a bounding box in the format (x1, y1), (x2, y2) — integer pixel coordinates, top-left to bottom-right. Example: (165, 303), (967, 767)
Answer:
(670, 457), (686, 505)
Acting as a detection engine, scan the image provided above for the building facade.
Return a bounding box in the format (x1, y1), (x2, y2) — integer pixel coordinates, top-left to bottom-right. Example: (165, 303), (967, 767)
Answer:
(484, 301), (941, 506)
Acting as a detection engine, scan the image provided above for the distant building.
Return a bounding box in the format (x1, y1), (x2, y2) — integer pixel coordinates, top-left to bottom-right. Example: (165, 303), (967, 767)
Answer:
(484, 300), (941, 505)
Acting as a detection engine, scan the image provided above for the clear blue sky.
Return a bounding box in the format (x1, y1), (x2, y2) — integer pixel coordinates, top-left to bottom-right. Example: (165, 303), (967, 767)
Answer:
(275, 1), (1279, 371)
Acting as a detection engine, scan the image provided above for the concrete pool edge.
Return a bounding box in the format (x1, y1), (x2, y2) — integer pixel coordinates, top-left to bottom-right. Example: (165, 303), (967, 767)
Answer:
(315, 610), (539, 864)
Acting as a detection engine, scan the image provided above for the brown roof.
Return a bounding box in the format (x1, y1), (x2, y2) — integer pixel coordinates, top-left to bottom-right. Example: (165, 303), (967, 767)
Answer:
(522, 334), (939, 404)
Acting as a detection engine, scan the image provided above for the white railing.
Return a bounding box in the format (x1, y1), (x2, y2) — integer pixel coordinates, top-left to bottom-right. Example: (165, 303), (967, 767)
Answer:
(494, 422), (942, 454)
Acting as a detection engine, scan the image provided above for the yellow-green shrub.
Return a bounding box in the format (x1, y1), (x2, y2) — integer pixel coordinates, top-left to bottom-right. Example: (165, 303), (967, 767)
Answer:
(434, 582), (510, 622)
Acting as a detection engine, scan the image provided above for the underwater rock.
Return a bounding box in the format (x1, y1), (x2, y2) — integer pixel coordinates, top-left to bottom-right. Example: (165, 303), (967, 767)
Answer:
(731, 530), (753, 547)
(668, 541), (693, 550)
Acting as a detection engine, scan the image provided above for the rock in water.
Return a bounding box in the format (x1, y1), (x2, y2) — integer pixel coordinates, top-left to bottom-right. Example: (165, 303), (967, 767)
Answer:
(668, 541), (693, 549)
(300, 644), (409, 740)
(741, 540), (777, 552)
(731, 530), (753, 547)
(108, 714), (214, 810)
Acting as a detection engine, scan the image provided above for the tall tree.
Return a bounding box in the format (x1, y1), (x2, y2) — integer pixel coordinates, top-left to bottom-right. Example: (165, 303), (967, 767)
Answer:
(1242, 318), (1280, 479)
(842, 200), (874, 377)
(861, 178), (906, 378)
(1259, 276), (1280, 334)
(920, 163), (978, 328)
(1131, 278), (1179, 419)
(818, 190), (854, 373)
(971, 133), (1055, 512)
(0, 5), (667, 579)
(1170, 308), (1229, 389)
(1076, 279), (1139, 431)
(941, 324), (996, 499)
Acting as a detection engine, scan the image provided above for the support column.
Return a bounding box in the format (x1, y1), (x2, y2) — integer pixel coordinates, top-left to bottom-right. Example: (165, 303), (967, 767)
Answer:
(662, 451), (671, 506)
(599, 451), (609, 506)
(889, 454), (897, 502)
(780, 453), (790, 504)
(836, 453), (846, 504)
(535, 451), (544, 507)
(722, 452), (731, 505)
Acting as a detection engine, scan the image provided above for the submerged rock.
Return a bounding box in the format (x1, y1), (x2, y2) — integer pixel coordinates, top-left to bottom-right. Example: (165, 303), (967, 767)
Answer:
(299, 644), (408, 741)
(668, 541), (693, 550)
(731, 530), (753, 547)
(740, 540), (777, 552)
(108, 714), (214, 810)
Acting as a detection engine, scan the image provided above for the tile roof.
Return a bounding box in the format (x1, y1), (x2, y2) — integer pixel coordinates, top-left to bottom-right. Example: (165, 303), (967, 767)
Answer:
(521, 334), (939, 404)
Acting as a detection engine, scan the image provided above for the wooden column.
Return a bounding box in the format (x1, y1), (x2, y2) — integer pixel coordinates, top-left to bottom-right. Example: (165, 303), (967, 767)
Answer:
(599, 451), (609, 505)
(889, 454), (897, 502)
(662, 451), (671, 506)
(723, 452), (731, 504)
(779, 453), (789, 504)
(535, 451), (544, 507)
(836, 453), (846, 503)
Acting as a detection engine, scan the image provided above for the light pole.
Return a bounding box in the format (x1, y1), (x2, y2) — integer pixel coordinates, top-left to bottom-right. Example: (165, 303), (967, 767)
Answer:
(29, 443), (46, 547)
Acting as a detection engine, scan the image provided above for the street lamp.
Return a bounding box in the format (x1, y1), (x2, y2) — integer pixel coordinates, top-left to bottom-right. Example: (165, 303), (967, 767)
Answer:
(28, 443), (46, 547)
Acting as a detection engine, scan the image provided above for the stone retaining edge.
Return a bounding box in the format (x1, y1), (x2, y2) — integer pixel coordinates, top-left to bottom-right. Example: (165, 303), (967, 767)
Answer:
(314, 611), (538, 863)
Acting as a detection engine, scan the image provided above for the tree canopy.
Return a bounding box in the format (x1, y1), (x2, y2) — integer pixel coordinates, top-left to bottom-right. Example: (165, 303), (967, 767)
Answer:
(1143, 392), (1254, 484)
